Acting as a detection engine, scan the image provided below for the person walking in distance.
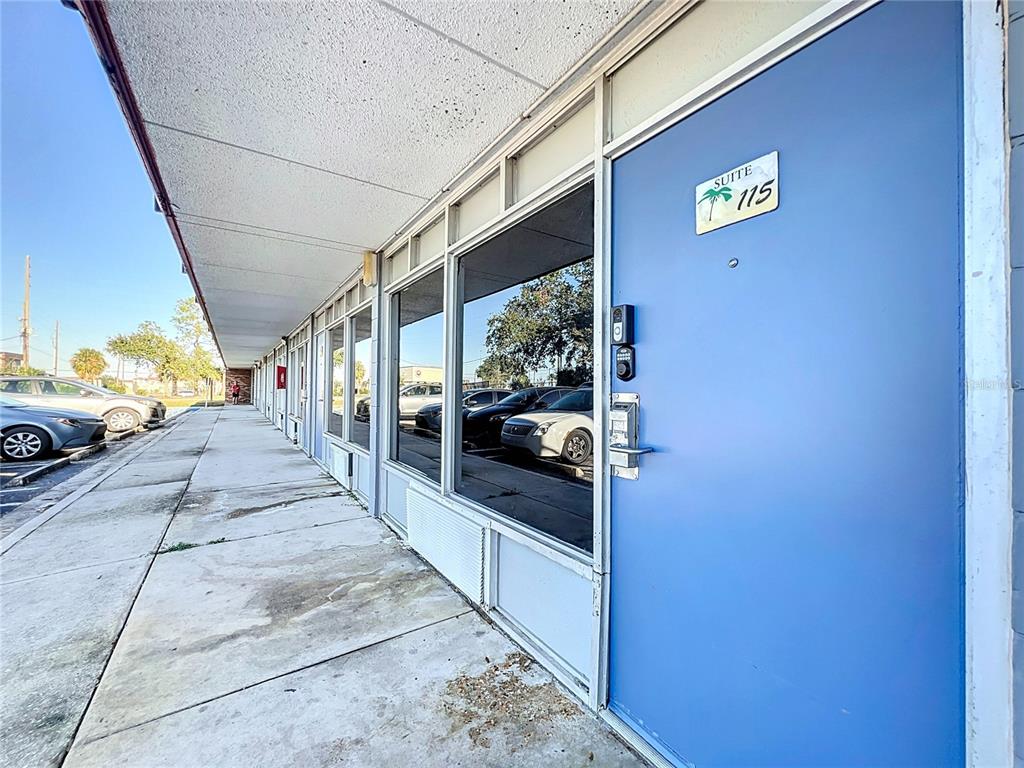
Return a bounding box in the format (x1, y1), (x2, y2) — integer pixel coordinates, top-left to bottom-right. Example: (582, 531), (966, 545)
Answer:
(230, 381), (241, 405)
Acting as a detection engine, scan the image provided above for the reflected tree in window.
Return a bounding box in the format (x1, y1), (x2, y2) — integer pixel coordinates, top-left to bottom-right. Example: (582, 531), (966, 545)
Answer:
(477, 260), (593, 389)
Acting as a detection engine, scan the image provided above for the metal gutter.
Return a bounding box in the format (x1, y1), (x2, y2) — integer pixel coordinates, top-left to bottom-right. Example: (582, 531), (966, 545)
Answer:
(70, 0), (228, 368)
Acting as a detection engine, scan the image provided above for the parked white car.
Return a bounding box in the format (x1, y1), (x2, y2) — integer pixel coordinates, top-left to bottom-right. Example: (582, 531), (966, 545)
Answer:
(499, 388), (593, 465)
(396, 382), (443, 418)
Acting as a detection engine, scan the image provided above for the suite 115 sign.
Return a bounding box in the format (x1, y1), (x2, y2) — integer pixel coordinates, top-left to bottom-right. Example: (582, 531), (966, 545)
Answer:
(695, 151), (778, 235)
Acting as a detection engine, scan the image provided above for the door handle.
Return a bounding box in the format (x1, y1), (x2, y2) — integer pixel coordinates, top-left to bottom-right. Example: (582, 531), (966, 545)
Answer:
(610, 444), (655, 456)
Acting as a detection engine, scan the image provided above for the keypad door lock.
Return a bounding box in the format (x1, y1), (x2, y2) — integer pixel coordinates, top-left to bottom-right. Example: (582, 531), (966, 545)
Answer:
(615, 346), (635, 381)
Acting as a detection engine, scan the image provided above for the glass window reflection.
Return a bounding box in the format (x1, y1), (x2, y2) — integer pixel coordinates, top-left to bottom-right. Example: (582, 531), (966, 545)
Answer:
(351, 308), (372, 450)
(456, 183), (594, 552)
(393, 269), (444, 483)
(327, 325), (344, 437)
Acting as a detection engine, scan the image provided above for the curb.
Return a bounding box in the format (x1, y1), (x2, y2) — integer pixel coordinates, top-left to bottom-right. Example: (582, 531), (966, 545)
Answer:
(3, 425), (147, 489)
(5, 445), (104, 489)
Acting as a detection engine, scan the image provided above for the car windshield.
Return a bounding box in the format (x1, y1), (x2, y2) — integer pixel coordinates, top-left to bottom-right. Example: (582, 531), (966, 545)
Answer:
(0, 395), (25, 407)
(58, 381), (106, 395)
(497, 390), (535, 406)
(547, 389), (593, 412)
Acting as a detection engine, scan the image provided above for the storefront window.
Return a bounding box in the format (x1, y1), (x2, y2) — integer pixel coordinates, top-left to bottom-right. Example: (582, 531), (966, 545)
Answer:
(456, 183), (594, 552)
(287, 349), (295, 414)
(326, 325), (344, 437)
(391, 268), (444, 483)
(351, 307), (372, 450)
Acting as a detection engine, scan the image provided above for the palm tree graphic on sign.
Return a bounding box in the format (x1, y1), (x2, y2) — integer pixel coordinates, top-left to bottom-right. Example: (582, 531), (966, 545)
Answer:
(700, 184), (733, 221)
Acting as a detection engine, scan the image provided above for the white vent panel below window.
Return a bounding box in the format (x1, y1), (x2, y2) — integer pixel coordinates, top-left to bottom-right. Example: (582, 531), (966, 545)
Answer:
(407, 487), (484, 604)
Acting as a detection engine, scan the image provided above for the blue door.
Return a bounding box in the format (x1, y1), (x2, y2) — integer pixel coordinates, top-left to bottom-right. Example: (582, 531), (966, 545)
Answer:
(608, 3), (964, 766)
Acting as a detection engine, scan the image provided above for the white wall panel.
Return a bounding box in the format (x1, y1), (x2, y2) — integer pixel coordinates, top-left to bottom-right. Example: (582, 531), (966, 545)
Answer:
(385, 468), (411, 529)
(456, 173), (500, 239)
(386, 244), (409, 285)
(355, 451), (371, 499)
(328, 443), (350, 488)
(495, 534), (592, 680)
(610, 0), (825, 138)
(514, 100), (595, 202)
(418, 218), (445, 265)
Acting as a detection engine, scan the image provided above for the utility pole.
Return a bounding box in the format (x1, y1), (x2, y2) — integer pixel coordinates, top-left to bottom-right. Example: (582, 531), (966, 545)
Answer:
(52, 320), (59, 376)
(20, 255), (30, 368)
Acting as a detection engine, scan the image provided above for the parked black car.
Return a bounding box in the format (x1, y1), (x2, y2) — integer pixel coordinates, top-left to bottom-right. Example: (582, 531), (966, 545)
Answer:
(415, 388), (512, 434)
(461, 387), (572, 448)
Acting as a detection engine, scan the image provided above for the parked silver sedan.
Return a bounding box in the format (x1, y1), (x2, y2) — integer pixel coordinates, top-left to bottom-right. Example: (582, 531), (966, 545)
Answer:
(0, 395), (107, 461)
(0, 376), (165, 432)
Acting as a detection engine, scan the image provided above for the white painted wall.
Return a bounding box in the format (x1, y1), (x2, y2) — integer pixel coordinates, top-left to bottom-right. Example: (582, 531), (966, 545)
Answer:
(513, 99), (595, 202)
(609, 0), (827, 139)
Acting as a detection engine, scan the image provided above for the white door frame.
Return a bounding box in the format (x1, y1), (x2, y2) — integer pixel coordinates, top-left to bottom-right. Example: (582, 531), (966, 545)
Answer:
(962, 1), (1013, 765)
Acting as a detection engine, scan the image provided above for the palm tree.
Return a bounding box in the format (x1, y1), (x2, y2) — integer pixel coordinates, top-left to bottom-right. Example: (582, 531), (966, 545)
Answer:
(699, 184), (733, 221)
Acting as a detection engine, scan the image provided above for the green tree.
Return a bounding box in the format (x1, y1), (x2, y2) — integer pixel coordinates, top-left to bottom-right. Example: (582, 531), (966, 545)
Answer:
(475, 356), (515, 389)
(170, 297), (223, 390)
(172, 298), (207, 354)
(0, 361), (45, 375)
(477, 260), (593, 387)
(70, 348), (107, 382)
(107, 321), (183, 391)
(99, 375), (127, 394)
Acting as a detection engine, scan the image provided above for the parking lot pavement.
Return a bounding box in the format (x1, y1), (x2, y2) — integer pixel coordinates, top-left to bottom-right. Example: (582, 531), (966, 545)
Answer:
(0, 448), (131, 537)
(0, 457), (55, 486)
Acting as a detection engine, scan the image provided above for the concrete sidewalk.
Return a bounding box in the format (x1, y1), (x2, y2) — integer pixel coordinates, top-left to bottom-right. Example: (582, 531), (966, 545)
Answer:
(1, 407), (644, 768)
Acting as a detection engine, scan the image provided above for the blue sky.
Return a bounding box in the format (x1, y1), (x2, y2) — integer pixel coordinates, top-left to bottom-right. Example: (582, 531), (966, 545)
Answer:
(1, 1), (193, 374)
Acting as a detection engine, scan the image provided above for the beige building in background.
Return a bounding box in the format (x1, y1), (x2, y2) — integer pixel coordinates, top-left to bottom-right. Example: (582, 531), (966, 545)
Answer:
(398, 365), (442, 385)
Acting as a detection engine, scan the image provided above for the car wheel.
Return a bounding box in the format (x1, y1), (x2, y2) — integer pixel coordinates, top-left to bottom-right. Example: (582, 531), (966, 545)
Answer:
(561, 429), (592, 465)
(105, 408), (140, 432)
(1, 426), (51, 461)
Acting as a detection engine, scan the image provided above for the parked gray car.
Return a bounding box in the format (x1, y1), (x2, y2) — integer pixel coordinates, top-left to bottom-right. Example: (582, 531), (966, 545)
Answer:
(0, 376), (166, 432)
(0, 394), (107, 460)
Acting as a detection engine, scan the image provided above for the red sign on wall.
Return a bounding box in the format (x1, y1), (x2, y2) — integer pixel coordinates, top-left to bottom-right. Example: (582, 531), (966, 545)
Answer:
(276, 365), (287, 389)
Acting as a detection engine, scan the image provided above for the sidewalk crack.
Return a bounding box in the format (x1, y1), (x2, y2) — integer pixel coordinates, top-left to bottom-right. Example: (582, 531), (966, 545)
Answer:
(71, 609), (474, 750)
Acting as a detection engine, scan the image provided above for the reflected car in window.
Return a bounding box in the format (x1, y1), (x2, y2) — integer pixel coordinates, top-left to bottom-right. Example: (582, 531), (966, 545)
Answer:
(414, 388), (512, 434)
(354, 395), (370, 422)
(461, 387), (573, 448)
(499, 388), (594, 466)
(396, 383), (443, 418)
